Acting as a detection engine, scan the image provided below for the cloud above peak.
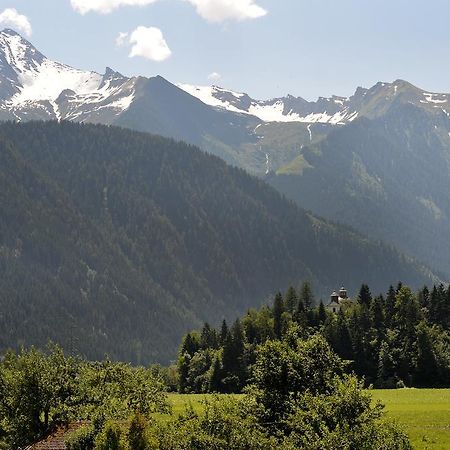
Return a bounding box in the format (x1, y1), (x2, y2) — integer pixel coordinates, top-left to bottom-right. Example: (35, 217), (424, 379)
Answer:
(0, 8), (32, 36)
(116, 26), (172, 62)
(71, 0), (157, 15)
(186, 0), (267, 23)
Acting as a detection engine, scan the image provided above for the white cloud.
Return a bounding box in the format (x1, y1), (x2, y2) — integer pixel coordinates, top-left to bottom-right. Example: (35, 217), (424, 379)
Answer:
(186, 0), (267, 23)
(0, 8), (32, 36)
(71, 0), (158, 15)
(208, 72), (222, 82)
(116, 32), (129, 47)
(116, 26), (172, 62)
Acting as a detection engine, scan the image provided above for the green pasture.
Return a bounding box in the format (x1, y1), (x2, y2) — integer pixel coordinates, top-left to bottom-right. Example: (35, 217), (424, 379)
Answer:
(163, 389), (450, 450)
(371, 389), (450, 450)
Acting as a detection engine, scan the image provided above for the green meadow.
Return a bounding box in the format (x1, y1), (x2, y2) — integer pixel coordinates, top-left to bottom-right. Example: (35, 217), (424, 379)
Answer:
(164, 389), (450, 450)
(370, 389), (450, 450)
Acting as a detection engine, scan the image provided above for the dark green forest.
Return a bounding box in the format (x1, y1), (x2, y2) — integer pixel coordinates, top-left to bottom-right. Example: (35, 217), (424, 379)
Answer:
(177, 282), (450, 393)
(0, 121), (439, 363)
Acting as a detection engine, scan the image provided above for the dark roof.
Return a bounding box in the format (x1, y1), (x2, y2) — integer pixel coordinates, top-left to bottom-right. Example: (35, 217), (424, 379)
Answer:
(26, 422), (89, 450)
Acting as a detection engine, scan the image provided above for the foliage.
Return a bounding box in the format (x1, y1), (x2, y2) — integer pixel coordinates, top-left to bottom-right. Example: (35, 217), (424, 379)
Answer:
(250, 334), (345, 426)
(148, 340), (411, 449)
(65, 425), (97, 450)
(0, 345), (168, 449)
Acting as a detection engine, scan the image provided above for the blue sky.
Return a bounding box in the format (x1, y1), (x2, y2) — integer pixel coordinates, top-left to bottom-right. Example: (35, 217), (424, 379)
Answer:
(2, 0), (450, 100)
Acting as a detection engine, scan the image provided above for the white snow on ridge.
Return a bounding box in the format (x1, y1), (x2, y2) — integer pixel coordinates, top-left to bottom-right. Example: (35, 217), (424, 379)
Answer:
(178, 83), (359, 124)
(11, 60), (102, 106)
(248, 100), (301, 123)
(177, 84), (245, 114)
(423, 92), (448, 104)
(0, 30), (136, 119)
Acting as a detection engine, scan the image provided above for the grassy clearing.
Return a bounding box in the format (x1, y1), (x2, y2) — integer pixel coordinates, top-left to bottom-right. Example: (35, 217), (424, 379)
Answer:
(162, 390), (450, 450)
(370, 389), (450, 450)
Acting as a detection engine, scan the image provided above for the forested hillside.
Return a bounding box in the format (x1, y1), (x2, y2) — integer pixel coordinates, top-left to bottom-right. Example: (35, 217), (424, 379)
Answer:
(0, 121), (438, 363)
(269, 101), (450, 279)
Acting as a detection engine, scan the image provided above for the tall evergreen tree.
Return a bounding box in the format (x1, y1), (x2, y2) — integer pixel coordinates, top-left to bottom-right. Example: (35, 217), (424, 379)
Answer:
(299, 281), (314, 309)
(284, 286), (298, 314)
(200, 323), (218, 349)
(273, 292), (285, 339)
(414, 321), (439, 386)
(358, 284), (372, 307)
(219, 320), (229, 346)
(209, 356), (223, 393)
(385, 285), (396, 328)
(318, 301), (326, 325)
(181, 333), (200, 357)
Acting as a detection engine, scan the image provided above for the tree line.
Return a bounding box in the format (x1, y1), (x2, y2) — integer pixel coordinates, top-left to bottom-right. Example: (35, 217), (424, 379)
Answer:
(177, 281), (450, 393)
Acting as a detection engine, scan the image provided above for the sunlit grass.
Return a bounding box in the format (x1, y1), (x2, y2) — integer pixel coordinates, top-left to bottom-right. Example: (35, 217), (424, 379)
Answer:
(159, 389), (450, 449)
(370, 389), (450, 450)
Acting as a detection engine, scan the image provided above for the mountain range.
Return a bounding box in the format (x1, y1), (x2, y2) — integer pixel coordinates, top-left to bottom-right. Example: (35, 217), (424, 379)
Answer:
(0, 28), (449, 309)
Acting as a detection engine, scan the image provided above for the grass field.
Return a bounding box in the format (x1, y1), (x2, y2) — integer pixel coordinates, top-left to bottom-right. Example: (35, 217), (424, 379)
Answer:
(165, 389), (450, 450)
(370, 389), (450, 450)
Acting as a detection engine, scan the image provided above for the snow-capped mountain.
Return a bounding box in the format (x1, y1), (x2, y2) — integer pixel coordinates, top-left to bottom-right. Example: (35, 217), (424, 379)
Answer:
(2, 28), (450, 178)
(178, 79), (450, 125)
(178, 83), (358, 124)
(0, 29), (137, 122)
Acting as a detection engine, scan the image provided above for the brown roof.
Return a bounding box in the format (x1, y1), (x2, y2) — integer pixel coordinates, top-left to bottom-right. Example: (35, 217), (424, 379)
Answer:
(26, 422), (89, 450)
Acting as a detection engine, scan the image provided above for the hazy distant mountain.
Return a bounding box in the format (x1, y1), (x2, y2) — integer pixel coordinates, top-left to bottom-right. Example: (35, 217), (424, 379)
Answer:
(269, 96), (450, 279)
(0, 121), (438, 363)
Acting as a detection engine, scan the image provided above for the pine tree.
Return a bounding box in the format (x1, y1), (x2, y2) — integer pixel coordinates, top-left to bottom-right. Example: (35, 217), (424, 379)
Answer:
(385, 285), (396, 328)
(273, 292), (285, 339)
(219, 319), (229, 346)
(318, 301), (326, 325)
(415, 321), (439, 386)
(177, 353), (191, 393)
(209, 356), (223, 392)
(294, 298), (308, 329)
(418, 286), (430, 310)
(299, 281), (314, 309)
(284, 286), (298, 314)
(358, 284), (372, 307)
(370, 295), (385, 330)
(429, 284), (448, 327)
(200, 323), (218, 349)
(181, 333), (200, 357)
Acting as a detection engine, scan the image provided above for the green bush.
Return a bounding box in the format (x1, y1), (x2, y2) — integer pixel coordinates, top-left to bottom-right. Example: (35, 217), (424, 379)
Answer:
(65, 425), (96, 450)
(94, 422), (126, 450)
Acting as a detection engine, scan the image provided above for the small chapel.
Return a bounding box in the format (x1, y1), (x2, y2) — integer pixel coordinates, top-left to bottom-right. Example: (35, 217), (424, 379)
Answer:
(325, 286), (352, 313)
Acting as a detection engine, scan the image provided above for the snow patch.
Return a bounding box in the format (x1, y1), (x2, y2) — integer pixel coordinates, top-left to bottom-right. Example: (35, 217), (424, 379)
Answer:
(423, 92), (448, 104)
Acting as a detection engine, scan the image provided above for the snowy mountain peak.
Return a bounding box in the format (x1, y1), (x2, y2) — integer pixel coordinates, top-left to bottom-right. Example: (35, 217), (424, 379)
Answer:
(0, 28), (45, 73)
(0, 30), (138, 122)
